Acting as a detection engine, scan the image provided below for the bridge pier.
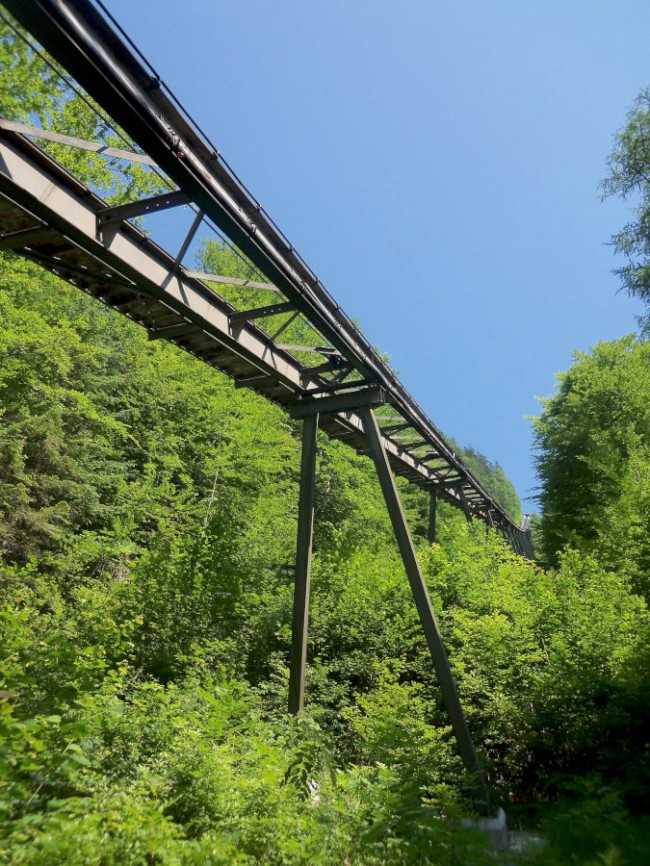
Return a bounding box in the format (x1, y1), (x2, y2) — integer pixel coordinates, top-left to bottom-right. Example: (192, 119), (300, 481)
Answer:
(427, 488), (437, 544)
(285, 386), (493, 811)
(287, 412), (319, 715)
(458, 485), (474, 524)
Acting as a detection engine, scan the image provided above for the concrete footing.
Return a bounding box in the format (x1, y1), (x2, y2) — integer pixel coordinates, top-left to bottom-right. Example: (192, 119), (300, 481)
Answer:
(461, 807), (508, 847)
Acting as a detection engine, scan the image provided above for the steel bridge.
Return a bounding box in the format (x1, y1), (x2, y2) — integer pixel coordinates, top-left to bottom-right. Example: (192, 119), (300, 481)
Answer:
(0, 0), (533, 811)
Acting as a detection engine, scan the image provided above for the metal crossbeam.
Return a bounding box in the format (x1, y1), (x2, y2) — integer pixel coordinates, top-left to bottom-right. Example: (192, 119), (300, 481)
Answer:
(97, 190), (190, 226)
(277, 344), (338, 355)
(0, 118), (157, 166)
(184, 270), (280, 292)
(229, 301), (294, 327)
(234, 373), (275, 389)
(381, 422), (411, 435)
(0, 225), (58, 250)
(148, 322), (198, 341)
(305, 376), (377, 396)
(301, 357), (348, 380)
(173, 209), (204, 267)
(289, 385), (385, 418)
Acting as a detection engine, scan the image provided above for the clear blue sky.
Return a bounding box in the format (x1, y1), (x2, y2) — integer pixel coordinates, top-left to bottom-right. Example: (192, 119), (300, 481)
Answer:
(108, 0), (649, 508)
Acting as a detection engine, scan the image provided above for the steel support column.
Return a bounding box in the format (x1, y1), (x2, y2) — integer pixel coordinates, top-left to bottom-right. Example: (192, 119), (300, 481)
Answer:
(428, 487), (437, 544)
(458, 486), (473, 524)
(523, 531), (535, 559)
(288, 412), (319, 714)
(507, 526), (520, 555)
(358, 407), (489, 811)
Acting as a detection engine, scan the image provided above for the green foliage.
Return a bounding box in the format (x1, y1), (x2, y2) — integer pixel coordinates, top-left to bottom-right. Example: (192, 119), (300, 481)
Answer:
(532, 335), (650, 593)
(0, 14), (64, 122)
(602, 88), (650, 333)
(1, 249), (648, 862)
(0, 613), (495, 865)
(451, 440), (522, 523)
(0, 14), (169, 207)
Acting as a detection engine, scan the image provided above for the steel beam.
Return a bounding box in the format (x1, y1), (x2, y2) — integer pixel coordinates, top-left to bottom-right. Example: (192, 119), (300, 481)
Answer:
(234, 374), (275, 389)
(0, 118), (158, 166)
(0, 225), (59, 250)
(289, 385), (385, 418)
(173, 209), (204, 266)
(184, 270), (280, 293)
(359, 407), (489, 811)
(97, 190), (190, 226)
(304, 376), (377, 396)
(277, 344), (338, 355)
(148, 322), (198, 341)
(288, 412), (318, 714)
(381, 422), (411, 435)
(229, 301), (295, 327)
(400, 439), (429, 449)
(428, 487), (437, 544)
(301, 357), (348, 380)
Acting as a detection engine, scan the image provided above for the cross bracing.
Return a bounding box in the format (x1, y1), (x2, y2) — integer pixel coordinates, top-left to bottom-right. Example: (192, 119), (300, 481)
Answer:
(0, 0), (535, 811)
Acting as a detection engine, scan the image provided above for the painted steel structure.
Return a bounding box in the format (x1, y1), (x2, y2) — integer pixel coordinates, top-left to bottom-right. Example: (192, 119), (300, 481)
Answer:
(0, 0), (535, 810)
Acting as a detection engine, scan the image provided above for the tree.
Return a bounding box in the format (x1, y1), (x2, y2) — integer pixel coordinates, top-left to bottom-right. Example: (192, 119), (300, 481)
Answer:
(532, 335), (650, 594)
(602, 88), (650, 333)
(446, 438), (522, 523)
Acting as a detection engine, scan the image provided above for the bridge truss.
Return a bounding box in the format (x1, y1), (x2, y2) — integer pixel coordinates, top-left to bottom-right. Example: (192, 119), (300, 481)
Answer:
(0, 0), (534, 810)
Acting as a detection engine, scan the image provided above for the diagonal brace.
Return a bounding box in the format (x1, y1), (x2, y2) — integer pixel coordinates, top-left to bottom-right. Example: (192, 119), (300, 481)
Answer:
(358, 406), (490, 812)
(229, 301), (295, 327)
(97, 190), (190, 226)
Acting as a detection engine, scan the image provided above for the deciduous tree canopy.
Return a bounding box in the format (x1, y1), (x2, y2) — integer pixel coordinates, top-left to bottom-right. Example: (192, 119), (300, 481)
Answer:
(603, 89), (650, 332)
(533, 335), (650, 596)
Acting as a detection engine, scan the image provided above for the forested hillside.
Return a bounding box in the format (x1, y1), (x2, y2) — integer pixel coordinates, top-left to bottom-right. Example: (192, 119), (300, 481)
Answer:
(1, 14), (650, 866)
(448, 441), (521, 524)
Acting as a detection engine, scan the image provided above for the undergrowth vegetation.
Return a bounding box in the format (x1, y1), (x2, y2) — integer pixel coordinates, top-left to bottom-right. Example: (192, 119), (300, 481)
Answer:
(1, 258), (649, 864)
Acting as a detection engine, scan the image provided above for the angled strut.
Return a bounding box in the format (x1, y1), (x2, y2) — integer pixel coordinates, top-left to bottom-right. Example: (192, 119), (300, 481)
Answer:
(358, 406), (490, 812)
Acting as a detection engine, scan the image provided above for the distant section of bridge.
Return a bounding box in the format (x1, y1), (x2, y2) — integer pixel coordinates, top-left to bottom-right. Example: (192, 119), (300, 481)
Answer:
(0, 0), (534, 812)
